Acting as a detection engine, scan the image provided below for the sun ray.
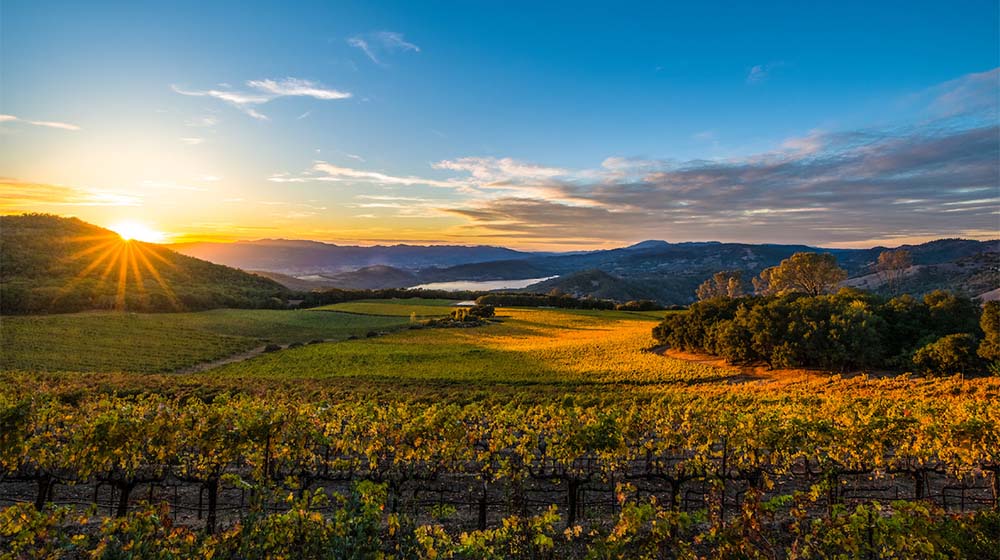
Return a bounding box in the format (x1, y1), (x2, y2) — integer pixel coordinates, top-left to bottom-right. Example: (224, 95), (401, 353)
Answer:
(67, 238), (120, 261)
(126, 243), (148, 305)
(99, 243), (127, 284)
(133, 243), (182, 310)
(67, 232), (123, 244)
(115, 245), (130, 310)
(51, 240), (124, 306)
(140, 243), (180, 271)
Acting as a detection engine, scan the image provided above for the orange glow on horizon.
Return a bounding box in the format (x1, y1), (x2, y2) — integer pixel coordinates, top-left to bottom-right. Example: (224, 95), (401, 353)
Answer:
(107, 221), (166, 243)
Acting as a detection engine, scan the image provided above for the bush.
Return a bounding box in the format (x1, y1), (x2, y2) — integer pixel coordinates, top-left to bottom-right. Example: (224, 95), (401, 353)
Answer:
(615, 300), (664, 311)
(978, 301), (1000, 362)
(912, 334), (981, 375)
(476, 293), (617, 310)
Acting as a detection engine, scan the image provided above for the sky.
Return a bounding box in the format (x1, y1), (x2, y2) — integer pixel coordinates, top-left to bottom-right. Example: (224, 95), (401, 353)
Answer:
(1, 0), (998, 250)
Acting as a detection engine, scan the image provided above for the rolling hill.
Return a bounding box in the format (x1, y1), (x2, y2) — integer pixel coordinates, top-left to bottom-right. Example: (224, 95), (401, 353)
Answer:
(0, 214), (290, 314)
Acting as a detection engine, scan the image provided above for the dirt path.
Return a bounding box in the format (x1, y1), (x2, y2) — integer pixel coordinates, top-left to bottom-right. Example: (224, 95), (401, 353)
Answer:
(647, 344), (849, 384)
(172, 339), (340, 374)
(173, 345), (273, 374)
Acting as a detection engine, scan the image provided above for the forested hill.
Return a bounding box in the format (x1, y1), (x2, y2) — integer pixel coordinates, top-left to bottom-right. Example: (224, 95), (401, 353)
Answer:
(0, 214), (289, 314)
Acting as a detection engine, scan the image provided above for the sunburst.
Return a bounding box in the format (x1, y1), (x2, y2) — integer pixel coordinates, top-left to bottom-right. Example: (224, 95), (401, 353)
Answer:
(53, 227), (181, 312)
(108, 221), (165, 243)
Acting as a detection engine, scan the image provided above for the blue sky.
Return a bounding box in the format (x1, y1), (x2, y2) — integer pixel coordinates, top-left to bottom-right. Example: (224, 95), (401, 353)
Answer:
(2, 0), (998, 248)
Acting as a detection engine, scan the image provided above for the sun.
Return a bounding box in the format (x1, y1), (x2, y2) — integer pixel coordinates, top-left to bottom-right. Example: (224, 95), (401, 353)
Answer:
(108, 221), (166, 243)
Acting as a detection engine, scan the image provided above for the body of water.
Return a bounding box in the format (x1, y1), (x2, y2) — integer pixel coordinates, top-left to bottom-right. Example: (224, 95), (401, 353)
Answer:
(408, 276), (557, 291)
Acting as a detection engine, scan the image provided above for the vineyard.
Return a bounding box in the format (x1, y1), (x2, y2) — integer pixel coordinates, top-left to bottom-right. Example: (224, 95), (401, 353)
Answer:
(0, 309), (411, 373)
(2, 301), (999, 558)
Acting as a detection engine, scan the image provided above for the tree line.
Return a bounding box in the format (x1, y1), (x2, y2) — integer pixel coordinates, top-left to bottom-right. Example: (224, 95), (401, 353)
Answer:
(656, 251), (999, 374)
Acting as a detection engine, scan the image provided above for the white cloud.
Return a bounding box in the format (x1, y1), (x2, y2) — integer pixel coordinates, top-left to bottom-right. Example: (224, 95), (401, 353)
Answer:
(348, 31), (420, 65)
(269, 161), (458, 188)
(746, 61), (784, 84)
(246, 78), (350, 100)
(433, 157), (567, 183)
(185, 115), (219, 127)
(780, 129), (825, 155)
(0, 114), (80, 130)
(347, 38), (377, 63)
(172, 77), (351, 120)
(180, 137), (204, 145)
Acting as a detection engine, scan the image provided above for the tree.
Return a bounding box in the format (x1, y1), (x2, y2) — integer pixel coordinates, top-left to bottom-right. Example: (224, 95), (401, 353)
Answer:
(696, 271), (744, 301)
(753, 252), (847, 296)
(912, 333), (981, 376)
(876, 249), (913, 295)
(979, 301), (1000, 363)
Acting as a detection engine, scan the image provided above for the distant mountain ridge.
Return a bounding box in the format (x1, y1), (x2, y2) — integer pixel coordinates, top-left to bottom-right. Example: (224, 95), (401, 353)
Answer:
(199, 235), (998, 305)
(169, 239), (537, 274)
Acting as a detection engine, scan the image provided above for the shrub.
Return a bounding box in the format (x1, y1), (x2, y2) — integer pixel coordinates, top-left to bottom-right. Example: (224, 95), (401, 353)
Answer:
(912, 334), (981, 375)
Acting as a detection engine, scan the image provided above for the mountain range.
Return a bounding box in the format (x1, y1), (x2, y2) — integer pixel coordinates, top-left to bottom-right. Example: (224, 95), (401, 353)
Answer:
(169, 239), (539, 274)
(173, 237), (999, 304)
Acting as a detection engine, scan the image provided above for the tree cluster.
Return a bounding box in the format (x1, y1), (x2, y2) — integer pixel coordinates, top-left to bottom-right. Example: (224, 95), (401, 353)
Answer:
(475, 292), (618, 310)
(653, 289), (994, 374)
(297, 287), (484, 308)
(615, 299), (665, 311)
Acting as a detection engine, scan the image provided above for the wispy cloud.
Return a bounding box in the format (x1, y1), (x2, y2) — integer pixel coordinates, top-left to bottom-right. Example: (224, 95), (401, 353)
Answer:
(179, 137), (204, 145)
(746, 61), (785, 84)
(246, 78), (351, 100)
(440, 121), (999, 246)
(433, 157), (567, 184)
(910, 67), (1000, 119)
(0, 178), (140, 210)
(185, 115), (219, 128)
(269, 161), (457, 188)
(264, 68), (998, 247)
(0, 114), (80, 131)
(171, 78), (350, 120)
(348, 31), (420, 65)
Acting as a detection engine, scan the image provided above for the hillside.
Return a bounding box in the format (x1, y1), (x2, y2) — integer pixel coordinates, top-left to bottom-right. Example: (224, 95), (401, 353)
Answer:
(316, 265), (420, 290)
(524, 269), (663, 301)
(512, 239), (997, 304)
(844, 247), (1000, 299)
(0, 214), (290, 314)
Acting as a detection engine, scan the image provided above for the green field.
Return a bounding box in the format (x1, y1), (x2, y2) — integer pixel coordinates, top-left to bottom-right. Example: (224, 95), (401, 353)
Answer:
(314, 298), (460, 317)
(206, 305), (727, 387)
(0, 309), (410, 373)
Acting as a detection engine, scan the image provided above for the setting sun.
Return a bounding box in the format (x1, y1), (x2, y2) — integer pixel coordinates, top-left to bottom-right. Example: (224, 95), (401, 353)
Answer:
(108, 221), (165, 243)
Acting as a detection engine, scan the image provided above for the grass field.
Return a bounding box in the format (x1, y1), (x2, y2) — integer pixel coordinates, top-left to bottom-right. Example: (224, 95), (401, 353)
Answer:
(207, 305), (730, 386)
(314, 298), (460, 317)
(3, 299), (983, 402)
(0, 309), (410, 373)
